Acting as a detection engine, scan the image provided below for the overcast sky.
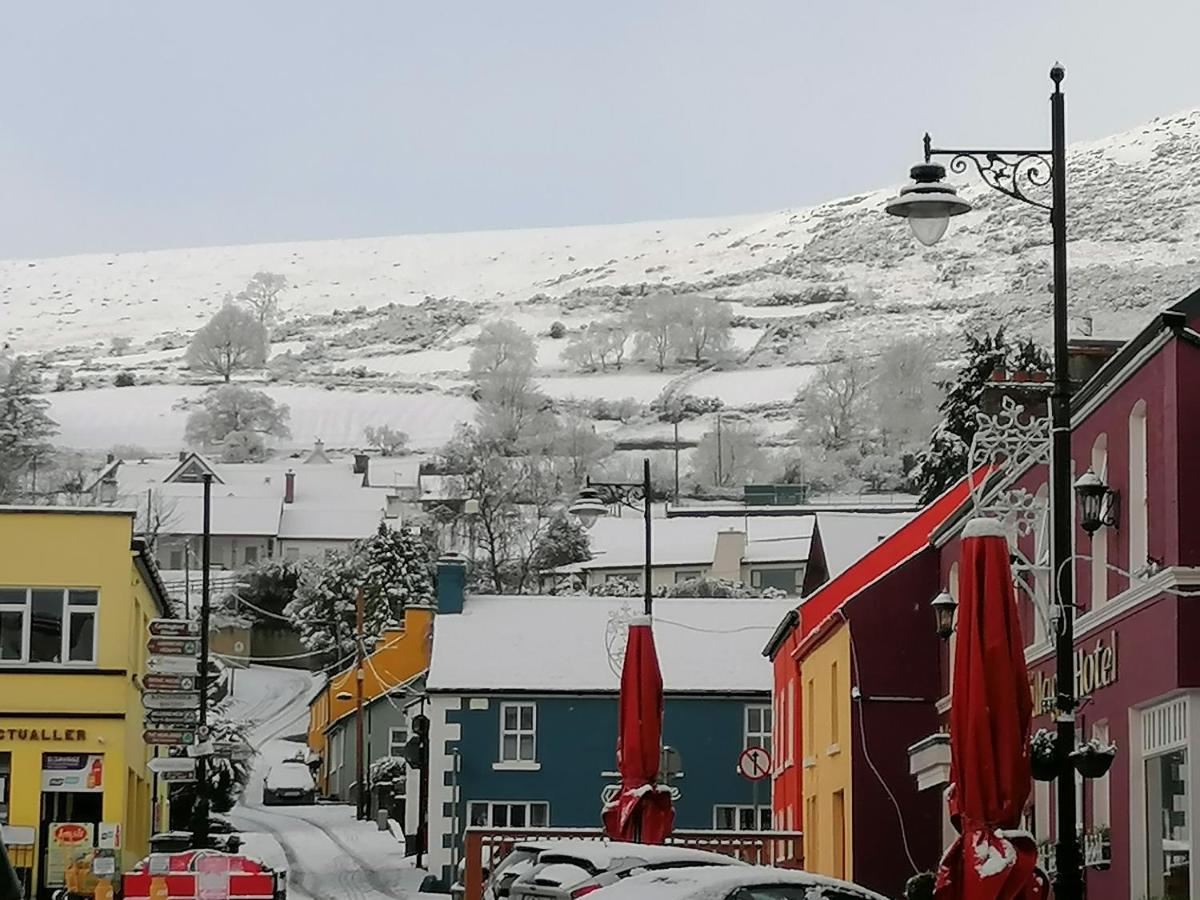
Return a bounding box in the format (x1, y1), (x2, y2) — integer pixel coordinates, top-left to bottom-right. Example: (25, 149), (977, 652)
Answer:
(3, 2), (1199, 260)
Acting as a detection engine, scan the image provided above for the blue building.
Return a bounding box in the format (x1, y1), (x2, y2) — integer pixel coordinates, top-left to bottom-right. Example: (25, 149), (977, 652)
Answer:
(425, 558), (790, 883)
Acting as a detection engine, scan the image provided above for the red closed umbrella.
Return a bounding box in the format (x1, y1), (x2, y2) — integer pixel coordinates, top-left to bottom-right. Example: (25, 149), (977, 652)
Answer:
(936, 519), (1046, 900)
(602, 616), (674, 843)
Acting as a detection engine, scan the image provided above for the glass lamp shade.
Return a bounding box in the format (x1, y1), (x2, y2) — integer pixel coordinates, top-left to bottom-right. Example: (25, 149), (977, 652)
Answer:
(569, 488), (608, 530)
(1074, 469), (1108, 536)
(931, 589), (957, 640)
(884, 163), (972, 247)
(909, 215), (950, 247)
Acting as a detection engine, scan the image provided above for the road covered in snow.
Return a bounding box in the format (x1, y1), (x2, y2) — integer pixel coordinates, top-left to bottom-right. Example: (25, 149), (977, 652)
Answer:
(223, 665), (428, 900)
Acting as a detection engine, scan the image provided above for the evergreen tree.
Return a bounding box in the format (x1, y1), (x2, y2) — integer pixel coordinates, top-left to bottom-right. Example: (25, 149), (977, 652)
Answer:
(284, 524), (434, 658)
(0, 354), (57, 501)
(530, 514), (592, 573)
(912, 327), (1051, 503)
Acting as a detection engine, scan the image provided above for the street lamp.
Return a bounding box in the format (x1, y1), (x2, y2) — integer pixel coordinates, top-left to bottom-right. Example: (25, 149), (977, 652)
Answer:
(570, 459), (654, 616)
(888, 64), (1088, 900)
(1073, 469), (1119, 537)
(931, 590), (957, 641)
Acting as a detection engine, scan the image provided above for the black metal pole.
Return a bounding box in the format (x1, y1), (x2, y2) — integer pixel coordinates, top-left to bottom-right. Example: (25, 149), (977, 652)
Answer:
(1048, 63), (1082, 900)
(192, 473), (213, 847)
(643, 457), (652, 617)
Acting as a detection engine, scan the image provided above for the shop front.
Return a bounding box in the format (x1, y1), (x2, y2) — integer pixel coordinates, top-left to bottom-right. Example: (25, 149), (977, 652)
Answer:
(1023, 590), (1198, 900)
(0, 716), (151, 899)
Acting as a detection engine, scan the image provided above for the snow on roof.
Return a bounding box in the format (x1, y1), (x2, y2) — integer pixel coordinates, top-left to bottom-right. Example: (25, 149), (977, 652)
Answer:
(579, 515), (816, 570)
(427, 595), (791, 693)
(278, 507), (385, 540)
(167, 495), (282, 536)
(814, 511), (916, 577)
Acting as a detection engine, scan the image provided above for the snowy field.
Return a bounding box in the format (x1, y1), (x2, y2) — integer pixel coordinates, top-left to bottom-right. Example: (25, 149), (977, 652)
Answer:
(535, 372), (677, 403)
(687, 366), (817, 405)
(44, 384), (476, 452)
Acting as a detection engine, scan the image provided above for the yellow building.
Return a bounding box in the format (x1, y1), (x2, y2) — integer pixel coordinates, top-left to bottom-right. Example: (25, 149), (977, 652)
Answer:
(306, 604), (433, 794)
(798, 622), (853, 882)
(0, 506), (171, 896)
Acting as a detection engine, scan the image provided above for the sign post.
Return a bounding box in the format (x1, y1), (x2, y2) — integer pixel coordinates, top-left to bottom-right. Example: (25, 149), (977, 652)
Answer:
(737, 746), (772, 832)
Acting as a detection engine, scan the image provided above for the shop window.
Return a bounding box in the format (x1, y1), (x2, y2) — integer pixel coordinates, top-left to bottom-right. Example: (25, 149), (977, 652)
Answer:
(0, 751), (9, 823)
(713, 805), (771, 832)
(674, 570), (702, 584)
(0, 588), (97, 665)
(467, 801), (548, 828)
(168, 549), (184, 570)
(745, 704), (772, 757)
(1142, 697), (1189, 900)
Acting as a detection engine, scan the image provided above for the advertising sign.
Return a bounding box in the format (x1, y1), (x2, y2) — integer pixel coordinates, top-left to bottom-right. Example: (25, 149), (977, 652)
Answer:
(97, 822), (122, 850)
(42, 754), (104, 793)
(46, 822), (95, 887)
(196, 852), (232, 900)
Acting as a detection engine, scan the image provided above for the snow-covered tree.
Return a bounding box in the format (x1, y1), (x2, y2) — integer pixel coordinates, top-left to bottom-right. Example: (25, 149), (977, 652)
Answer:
(0, 354), (57, 502)
(184, 385), (290, 460)
(631, 296), (685, 371)
(690, 419), (772, 488)
(364, 424), (409, 456)
(913, 327), (1051, 502)
(797, 355), (869, 451)
(553, 414), (612, 489)
(236, 272), (288, 331)
(168, 717), (253, 826)
(186, 302), (268, 382)
(468, 320), (536, 383)
(671, 296), (733, 366)
(530, 514), (591, 573)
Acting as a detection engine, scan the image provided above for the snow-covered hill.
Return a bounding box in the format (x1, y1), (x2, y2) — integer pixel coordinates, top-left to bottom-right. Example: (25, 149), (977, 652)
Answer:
(7, 108), (1200, 454)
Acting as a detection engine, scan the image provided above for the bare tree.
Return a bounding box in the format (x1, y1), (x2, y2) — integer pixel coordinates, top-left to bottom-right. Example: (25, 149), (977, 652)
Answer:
(237, 272), (288, 330)
(553, 414), (613, 489)
(186, 303), (268, 382)
(631, 296), (684, 371)
(134, 489), (180, 554)
(797, 356), (869, 450)
(673, 296), (733, 366)
(690, 419), (772, 487)
(872, 337), (943, 452)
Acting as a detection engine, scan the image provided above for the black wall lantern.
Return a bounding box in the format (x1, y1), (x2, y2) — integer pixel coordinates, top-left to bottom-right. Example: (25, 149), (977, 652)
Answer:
(1074, 469), (1119, 537)
(931, 589), (957, 640)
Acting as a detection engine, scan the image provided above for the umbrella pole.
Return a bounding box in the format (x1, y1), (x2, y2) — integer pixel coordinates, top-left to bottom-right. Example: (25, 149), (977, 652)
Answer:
(642, 457), (652, 618)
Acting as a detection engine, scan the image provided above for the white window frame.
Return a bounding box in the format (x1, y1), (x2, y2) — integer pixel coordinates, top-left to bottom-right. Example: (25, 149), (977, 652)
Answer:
(0, 587), (98, 666)
(466, 800), (549, 828)
(744, 703), (772, 758)
(499, 702), (537, 763)
(712, 804), (772, 832)
(388, 725), (408, 759)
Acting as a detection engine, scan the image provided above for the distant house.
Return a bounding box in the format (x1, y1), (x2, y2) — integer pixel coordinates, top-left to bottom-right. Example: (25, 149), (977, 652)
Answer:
(424, 556), (793, 886)
(544, 511), (914, 597)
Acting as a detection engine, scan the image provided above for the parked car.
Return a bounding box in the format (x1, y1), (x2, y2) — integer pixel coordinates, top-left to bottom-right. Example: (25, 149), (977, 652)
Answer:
(509, 842), (744, 900)
(262, 760), (317, 806)
(451, 840), (560, 900)
(580, 865), (889, 900)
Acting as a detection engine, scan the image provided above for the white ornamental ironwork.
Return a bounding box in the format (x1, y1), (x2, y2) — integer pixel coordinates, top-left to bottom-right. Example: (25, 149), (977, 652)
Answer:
(604, 603), (636, 677)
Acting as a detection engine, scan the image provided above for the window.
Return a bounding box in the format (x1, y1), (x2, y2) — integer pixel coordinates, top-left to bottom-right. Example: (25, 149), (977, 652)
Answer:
(500, 703), (536, 763)
(285, 547), (300, 561)
(745, 704), (772, 757)
(467, 801), (548, 828)
(168, 549), (184, 570)
(713, 805), (772, 832)
(805, 797), (818, 866)
(751, 569), (800, 593)
(786, 681), (796, 766)
(832, 790), (846, 879)
(1091, 434), (1109, 608)
(829, 661), (840, 748)
(0, 588), (97, 664)
(329, 728), (342, 775)
(804, 679), (815, 758)
(244, 546), (259, 566)
(1142, 697), (1189, 900)
(1129, 400), (1149, 576)
(0, 752), (10, 824)
(674, 570), (702, 584)
(388, 725), (408, 758)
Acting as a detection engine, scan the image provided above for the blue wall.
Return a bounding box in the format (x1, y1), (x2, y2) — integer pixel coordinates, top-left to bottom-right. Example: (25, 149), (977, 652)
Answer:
(442, 692), (769, 838)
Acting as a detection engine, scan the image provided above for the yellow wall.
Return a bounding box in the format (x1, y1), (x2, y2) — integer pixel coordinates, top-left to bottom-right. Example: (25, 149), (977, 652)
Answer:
(0, 508), (167, 885)
(307, 606), (433, 790)
(800, 623), (853, 881)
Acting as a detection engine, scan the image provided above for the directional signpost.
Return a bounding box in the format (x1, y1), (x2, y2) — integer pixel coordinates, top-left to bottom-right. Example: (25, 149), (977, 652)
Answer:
(147, 757), (196, 775)
(145, 709), (200, 726)
(148, 619), (200, 638)
(143, 692), (201, 710)
(143, 673), (196, 692)
(143, 620), (202, 753)
(159, 770), (197, 784)
(147, 637), (199, 656)
(143, 729), (195, 746)
(146, 655), (199, 675)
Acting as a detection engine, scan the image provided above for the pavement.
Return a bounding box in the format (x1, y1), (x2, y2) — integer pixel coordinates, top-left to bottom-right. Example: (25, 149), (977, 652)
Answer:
(224, 665), (430, 900)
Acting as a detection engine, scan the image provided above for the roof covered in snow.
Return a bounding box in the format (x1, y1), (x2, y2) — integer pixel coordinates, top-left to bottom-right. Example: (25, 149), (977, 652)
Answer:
(814, 511), (916, 577)
(278, 507), (386, 540)
(168, 495), (283, 536)
(427, 595), (791, 693)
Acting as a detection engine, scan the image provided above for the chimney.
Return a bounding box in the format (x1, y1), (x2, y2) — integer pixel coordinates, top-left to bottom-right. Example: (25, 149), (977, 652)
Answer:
(711, 529), (747, 582)
(106, 453), (115, 464)
(436, 554), (467, 615)
(284, 469), (295, 504)
(353, 453), (369, 476)
(384, 495), (402, 519)
(179, 451), (187, 462)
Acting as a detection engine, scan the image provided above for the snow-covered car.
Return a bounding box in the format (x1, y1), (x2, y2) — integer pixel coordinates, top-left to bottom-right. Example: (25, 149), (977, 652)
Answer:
(508, 842), (743, 900)
(579, 865), (888, 900)
(262, 760), (316, 806)
(451, 840), (558, 900)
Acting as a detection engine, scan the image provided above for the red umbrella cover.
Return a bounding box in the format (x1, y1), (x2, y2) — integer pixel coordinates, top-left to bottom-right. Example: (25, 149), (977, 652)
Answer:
(936, 518), (1045, 900)
(602, 616), (675, 843)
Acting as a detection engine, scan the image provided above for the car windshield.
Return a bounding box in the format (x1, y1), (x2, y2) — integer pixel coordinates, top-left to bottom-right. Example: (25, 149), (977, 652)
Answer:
(491, 848), (539, 880)
(533, 854), (600, 875)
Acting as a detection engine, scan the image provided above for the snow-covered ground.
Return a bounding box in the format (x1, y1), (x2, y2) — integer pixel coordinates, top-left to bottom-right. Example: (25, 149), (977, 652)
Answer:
(223, 665), (429, 900)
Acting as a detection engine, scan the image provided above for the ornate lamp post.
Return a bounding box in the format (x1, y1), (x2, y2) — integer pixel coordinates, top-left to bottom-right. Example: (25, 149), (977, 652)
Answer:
(887, 65), (1086, 900)
(570, 458), (654, 616)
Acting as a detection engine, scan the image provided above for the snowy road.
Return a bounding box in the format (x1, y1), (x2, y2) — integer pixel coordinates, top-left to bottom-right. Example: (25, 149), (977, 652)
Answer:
(223, 665), (427, 900)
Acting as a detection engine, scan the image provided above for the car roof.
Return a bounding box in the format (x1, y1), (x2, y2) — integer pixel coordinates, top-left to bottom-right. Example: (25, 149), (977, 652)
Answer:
(584, 865), (890, 900)
(534, 841), (744, 869)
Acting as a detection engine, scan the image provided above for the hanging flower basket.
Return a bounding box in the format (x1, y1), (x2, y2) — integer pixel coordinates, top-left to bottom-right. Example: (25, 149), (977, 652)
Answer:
(1030, 729), (1059, 782)
(1070, 739), (1117, 779)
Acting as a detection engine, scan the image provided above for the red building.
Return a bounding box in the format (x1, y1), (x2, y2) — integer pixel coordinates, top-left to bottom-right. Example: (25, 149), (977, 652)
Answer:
(770, 290), (1200, 900)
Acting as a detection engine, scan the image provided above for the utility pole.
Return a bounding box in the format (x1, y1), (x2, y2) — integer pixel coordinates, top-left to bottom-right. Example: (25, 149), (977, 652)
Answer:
(673, 420), (680, 504)
(355, 588), (366, 821)
(715, 414), (723, 486)
(191, 473), (213, 848)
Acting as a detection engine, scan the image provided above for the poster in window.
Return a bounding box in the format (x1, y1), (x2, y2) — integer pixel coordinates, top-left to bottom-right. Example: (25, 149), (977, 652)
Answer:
(42, 755), (104, 793)
(46, 822), (95, 887)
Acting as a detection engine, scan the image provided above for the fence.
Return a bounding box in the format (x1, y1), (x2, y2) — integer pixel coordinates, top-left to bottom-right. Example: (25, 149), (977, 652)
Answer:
(461, 827), (804, 900)
(4, 838), (35, 899)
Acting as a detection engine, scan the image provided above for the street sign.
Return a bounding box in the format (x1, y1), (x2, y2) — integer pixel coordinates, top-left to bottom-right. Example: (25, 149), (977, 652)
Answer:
(145, 709), (200, 726)
(147, 655), (198, 675)
(142, 673), (196, 692)
(601, 783), (681, 804)
(143, 729), (195, 746)
(159, 770), (197, 784)
(737, 746), (771, 782)
(142, 692), (200, 710)
(146, 637), (199, 656)
(214, 742), (255, 761)
(148, 619), (199, 638)
(147, 757), (196, 775)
